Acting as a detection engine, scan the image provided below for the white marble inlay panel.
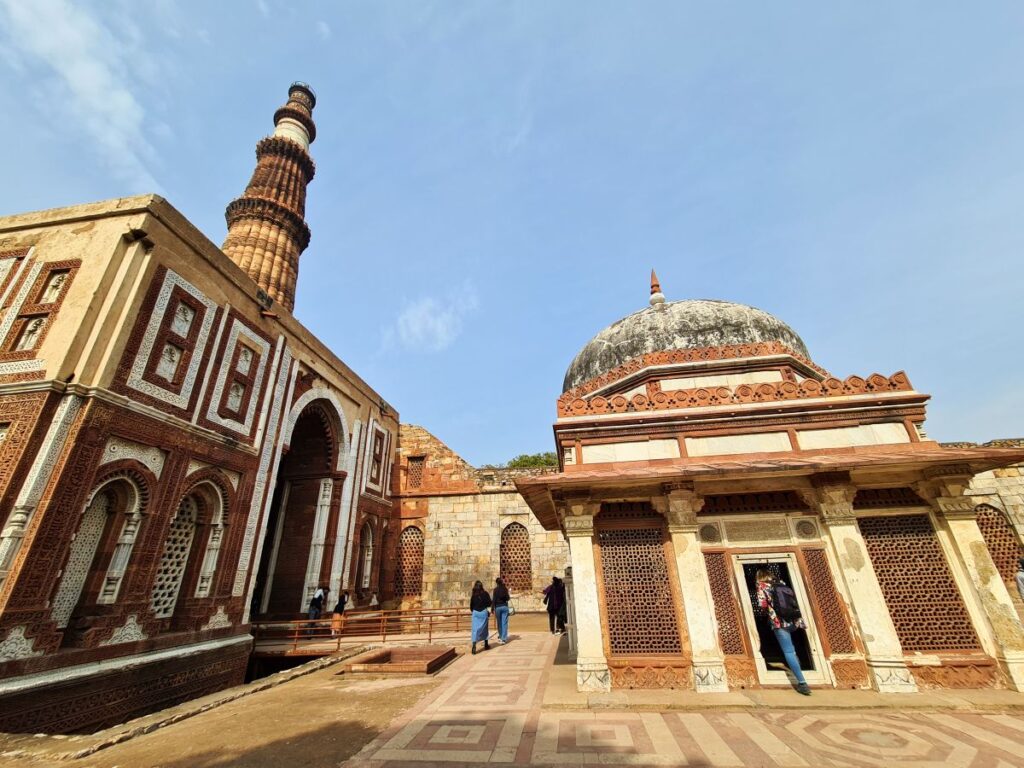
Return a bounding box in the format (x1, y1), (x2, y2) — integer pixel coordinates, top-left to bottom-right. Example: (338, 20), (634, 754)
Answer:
(235, 347), (292, 599)
(204, 319), (270, 437)
(127, 270), (217, 409)
(101, 437), (166, 478)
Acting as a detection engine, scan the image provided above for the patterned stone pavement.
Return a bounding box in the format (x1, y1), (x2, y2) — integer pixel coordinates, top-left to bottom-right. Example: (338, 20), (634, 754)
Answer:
(348, 632), (1024, 767)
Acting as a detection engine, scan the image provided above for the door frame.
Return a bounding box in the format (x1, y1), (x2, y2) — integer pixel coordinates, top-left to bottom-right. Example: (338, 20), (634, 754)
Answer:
(731, 551), (833, 686)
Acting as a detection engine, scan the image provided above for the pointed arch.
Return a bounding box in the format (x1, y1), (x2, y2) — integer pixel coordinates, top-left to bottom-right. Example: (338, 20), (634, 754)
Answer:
(284, 387), (350, 470)
(51, 462), (153, 630)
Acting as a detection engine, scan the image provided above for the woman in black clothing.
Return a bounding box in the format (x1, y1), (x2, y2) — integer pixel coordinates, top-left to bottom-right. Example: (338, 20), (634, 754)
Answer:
(469, 580), (492, 654)
(493, 577), (511, 644)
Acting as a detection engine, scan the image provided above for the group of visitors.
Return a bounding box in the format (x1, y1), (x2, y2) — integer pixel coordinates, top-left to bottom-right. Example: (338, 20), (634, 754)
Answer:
(467, 574), (570, 654)
(469, 577), (512, 654)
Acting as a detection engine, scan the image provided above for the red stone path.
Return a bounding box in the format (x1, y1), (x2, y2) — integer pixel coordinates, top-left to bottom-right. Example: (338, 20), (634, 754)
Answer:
(348, 632), (1024, 767)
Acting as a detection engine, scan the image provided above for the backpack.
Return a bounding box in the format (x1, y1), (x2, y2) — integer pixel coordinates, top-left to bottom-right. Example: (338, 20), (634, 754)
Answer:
(772, 583), (801, 621)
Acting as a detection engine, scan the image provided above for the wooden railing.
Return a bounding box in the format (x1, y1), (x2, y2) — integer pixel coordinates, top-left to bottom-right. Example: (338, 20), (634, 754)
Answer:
(251, 607), (471, 655)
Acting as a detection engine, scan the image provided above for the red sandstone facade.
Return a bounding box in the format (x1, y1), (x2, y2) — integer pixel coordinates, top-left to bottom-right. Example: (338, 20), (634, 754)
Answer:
(0, 86), (397, 733)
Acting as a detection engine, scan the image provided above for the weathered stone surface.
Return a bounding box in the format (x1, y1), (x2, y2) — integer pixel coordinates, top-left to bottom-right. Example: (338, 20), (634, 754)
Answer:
(563, 299), (809, 392)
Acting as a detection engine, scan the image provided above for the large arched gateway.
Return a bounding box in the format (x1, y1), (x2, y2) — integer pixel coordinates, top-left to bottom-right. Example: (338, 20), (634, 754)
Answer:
(253, 400), (344, 617)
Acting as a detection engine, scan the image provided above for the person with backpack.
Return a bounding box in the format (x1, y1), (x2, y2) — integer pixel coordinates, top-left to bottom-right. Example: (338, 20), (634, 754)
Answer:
(755, 567), (810, 696)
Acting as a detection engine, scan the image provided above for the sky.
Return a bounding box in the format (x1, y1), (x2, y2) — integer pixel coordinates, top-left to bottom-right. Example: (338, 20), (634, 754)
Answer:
(1, 1), (1022, 466)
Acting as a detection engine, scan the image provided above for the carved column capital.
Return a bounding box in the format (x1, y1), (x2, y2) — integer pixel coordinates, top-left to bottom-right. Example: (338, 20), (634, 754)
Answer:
(563, 514), (595, 537)
(652, 482), (704, 532)
(800, 480), (857, 525)
(912, 477), (978, 520)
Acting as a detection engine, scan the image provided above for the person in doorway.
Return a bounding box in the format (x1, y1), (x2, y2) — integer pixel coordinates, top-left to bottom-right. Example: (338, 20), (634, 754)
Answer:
(755, 567), (811, 696)
(543, 576), (564, 634)
(331, 591), (348, 637)
(493, 577), (511, 644)
(469, 580), (492, 654)
(1016, 558), (1024, 605)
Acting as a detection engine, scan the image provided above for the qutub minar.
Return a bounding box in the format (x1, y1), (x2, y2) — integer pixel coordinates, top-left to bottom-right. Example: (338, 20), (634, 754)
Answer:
(0, 83), (1021, 733)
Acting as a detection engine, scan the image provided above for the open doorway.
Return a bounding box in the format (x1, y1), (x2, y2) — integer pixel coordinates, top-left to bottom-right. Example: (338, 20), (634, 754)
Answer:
(732, 552), (831, 686)
(252, 402), (339, 618)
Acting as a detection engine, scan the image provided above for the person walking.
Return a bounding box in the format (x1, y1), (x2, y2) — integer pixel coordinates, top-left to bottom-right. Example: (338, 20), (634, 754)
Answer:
(331, 591), (348, 637)
(543, 576), (564, 635)
(469, 580), (492, 654)
(493, 577), (511, 644)
(1016, 558), (1024, 606)
(308, 586), (327, 621)
(756, 567), (811, 695)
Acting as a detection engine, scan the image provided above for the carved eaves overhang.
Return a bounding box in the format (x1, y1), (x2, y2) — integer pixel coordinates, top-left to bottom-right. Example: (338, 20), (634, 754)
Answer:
(515, 444), (1024, 531)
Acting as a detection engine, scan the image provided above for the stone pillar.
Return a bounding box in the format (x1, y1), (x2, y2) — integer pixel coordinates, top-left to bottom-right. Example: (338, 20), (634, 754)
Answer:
(561, 500), (610, 692)
(918, 473), (1024, 691)
(803, 479), (917, 692)
(652, 484), (728, 692)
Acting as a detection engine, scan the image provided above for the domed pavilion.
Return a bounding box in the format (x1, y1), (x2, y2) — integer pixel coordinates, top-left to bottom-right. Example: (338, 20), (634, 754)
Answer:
(517, 271), (1024, 695)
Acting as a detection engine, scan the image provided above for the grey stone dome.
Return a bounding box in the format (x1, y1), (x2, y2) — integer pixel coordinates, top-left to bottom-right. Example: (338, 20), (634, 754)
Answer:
(562, 299), (810, 392)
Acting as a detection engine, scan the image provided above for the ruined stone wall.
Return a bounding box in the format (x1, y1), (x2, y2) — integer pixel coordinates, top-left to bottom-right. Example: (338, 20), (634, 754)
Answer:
(420, 490), (567, 612)
(393, 425), (568, 611)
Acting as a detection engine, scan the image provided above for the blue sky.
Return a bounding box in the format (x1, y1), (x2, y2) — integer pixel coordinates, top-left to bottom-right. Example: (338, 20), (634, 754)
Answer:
(1, 2), (1022, 465)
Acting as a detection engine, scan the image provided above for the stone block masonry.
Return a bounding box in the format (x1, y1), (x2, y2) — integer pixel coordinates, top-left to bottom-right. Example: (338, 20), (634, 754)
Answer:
(393, 425), (568, 612)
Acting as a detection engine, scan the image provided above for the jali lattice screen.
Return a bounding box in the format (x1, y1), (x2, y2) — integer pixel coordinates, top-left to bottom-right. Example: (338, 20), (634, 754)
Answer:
(703, 551), (745, 655)
(857, 514), (980, 652)
(394, 525), (424, 598)
(597, 520), (682, 655)
(801, 548), (855, 654)
(975, 504), (1024, 588)
(151, 496), (199, 619)
(500, 522), (532, 593)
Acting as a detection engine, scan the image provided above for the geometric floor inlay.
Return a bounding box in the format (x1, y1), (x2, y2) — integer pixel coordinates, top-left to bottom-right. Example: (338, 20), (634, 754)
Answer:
(347, 631), (1024, 767)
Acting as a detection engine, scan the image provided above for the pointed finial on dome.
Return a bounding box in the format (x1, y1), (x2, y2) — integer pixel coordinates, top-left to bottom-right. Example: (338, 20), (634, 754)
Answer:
(649, 269), (666, 309)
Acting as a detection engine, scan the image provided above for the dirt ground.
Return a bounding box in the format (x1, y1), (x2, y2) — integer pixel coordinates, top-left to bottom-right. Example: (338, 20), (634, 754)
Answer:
(0, 664), (441, 768)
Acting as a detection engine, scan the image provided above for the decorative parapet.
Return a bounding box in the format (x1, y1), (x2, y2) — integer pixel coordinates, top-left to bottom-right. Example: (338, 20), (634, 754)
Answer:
(560, 341), (828, 403)
(558, 369), (913, 418)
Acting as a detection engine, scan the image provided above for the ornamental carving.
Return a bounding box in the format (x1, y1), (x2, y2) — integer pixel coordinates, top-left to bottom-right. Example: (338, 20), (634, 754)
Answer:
(559, 360), (912, 417)
(610, 663), (692, 689)
(563, 514), (595, 537)
(100, 614), (148, 645)
(910, 662), (1001, 689)
(0, 626), (41, 662)
(831, 659), (871, 689)
(201, 606), (232, 631)
(101, 437), (166, 479)
(561, 341), (832, 402)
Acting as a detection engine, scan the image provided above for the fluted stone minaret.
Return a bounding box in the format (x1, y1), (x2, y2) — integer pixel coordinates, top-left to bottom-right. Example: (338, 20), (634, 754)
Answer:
(222, 82), (317, 312)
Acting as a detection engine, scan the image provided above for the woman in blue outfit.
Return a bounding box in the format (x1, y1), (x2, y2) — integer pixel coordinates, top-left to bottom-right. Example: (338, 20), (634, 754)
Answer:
(493, 577), (511, 644)
(756, 567), (811, 696)
(469, 580), (492, 655)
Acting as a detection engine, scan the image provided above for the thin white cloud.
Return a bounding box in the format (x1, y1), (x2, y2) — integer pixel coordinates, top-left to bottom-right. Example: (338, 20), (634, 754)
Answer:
(316, 20), (331, 40)
(388, 282), (479, 353)
(0, 0), (161, 191)
(256, 0), (271, 18)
